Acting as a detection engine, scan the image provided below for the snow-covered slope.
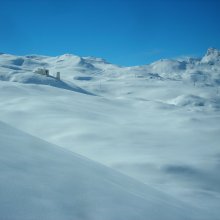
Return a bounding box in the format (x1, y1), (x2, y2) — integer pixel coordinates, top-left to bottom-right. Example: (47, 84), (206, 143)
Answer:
(0, 53), (94, 94)
(0, 48), (220, 219)
(0, 121), (198, 220)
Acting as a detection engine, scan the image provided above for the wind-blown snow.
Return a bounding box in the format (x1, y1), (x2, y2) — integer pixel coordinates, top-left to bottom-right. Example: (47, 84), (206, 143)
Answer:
(0, 48), (220, 219)
(0, 121), (199, 220)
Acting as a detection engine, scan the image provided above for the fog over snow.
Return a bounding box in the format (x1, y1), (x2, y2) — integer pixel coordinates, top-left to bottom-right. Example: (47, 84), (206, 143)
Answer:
(0, 48), (220, 219)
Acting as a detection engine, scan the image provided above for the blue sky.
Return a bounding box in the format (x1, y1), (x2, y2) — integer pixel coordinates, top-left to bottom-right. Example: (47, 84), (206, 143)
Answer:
(0, 0), (220, 66)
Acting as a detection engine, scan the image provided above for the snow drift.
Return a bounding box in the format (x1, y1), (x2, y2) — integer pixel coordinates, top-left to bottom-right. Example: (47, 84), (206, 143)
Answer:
(0, 121), (198, 220)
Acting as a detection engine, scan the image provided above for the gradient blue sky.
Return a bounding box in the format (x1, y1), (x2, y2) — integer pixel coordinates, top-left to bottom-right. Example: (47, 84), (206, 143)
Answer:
(0, 0), (220, 66)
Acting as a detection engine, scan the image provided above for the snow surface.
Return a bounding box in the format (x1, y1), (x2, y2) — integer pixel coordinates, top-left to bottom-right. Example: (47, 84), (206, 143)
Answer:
(0, 48), (220, 219)
(0, 121), (199, 220)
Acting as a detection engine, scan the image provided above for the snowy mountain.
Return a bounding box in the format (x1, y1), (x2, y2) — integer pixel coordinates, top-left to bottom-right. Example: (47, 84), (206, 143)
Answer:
(0, 48), (220, 219)
(1, 48), (220, 88)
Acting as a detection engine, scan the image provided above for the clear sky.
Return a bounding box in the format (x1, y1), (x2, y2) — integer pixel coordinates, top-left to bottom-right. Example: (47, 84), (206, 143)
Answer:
(0, 0), (220, 66)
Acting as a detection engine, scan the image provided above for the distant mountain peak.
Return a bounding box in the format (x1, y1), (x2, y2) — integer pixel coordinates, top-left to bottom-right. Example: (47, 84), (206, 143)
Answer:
(58, 53), (78, 59)
(83, 56), (108, 64)
(201, 47), (220, 64)
(206, 47), (220, 56)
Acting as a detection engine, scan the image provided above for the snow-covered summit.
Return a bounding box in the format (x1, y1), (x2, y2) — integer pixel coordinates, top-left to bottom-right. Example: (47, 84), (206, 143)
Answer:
(82, 56), (110, 64)
(201, 47), (220, 64)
